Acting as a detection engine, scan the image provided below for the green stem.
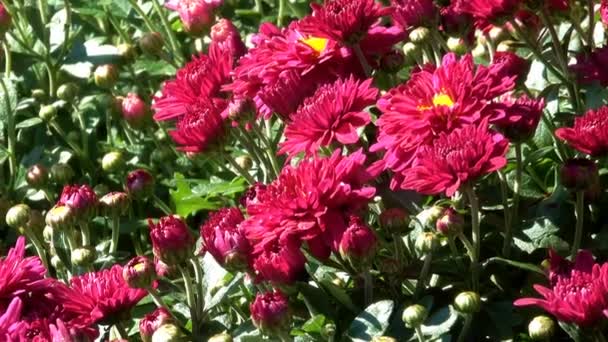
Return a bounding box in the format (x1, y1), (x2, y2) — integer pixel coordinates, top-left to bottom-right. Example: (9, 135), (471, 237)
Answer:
(126, 0), (157, 32)
(448, 238), (466, 271)
(178, 264), (199, 334)
(277, 0), (286, 26)
(148, 287), (181, 322)
(25, 231), (49, 271)
(3, 40), (12, 75)
(457, 232), (475, 264)
(362, 270), (373, 306)
(571, 191), (585, 257)
(114, 322), (128, 340)
(0, 77), (16, 185)
(152, 194), (172, 215)
(49, 120), (84, 156)
(80, 223), (90, 246)
(465, 185), (481, 291)
(498, 171), (512, 258)
(414, 253), (433, 300)
(587, 0), (595, 50)
(415, 326), (425, 342)
(456, 315), (473, 342)
(225, 153), (256, 185)
(255, 0), (264, 14)
(75, 104), (88, 159)
(44, 61), (56, 98)
(109, 216), (120, 254)
(150, 0), (183, 64)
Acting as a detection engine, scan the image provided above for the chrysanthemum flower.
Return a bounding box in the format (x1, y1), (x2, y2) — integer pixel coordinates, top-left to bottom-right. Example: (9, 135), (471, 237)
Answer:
(493, 51), (530, 85)
(164, 0), (222, 35)
(0, 237), (48, 302)
(391, 0), (437, 29)
(494, 95), (545, 143)
(241, 150), (376, 268)
(299, 0), (391, 44)
(279, 77), (377, 157)
(571, 47), (608, 87)
(250, 290), (291, 336)
(210, 18), (247, 60)
(0, 297), (22, 341)
(153, 43), (233, 121)
(602, 0), (608, 26)
(555, 106), (608, 157)
(401, 122), (509, 196)
(251, 236), (307, 284)
(57, 184), (97, 220)
(200, 207), (250, 271)
(373, 53), (515, 187)
(149, 215), (195, 265)
(514, 250), (608, 327)
(168, 97), (227, 153)
(63, 265), (147, 325)
(454, 0), (520, 23)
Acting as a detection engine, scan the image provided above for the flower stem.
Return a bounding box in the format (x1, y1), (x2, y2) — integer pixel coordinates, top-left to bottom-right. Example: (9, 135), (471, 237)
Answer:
(109, 216), (120, 254)
(498, 171), (512, 258)
(415, 326), (425, 342)
(224, 153), (256, 185)
(277, 0), (286, 27)
(504, 144), (523, 257)
(571, 190), (585, 257)
(587, 0), (595, 50)
(414, 252), (433, 300)
(148, 287), (178, 320)
(353, 43), (372, 77)
(80, 222), (90, 246)
(362, 270), (373, 306)
(0, 77), (16, 187)
(178, 265), (198, 332)
(25, 231), (49, 271)
(152, 194), (172, 215)
(150, 0), (183, 64)
(465, 185), (481, 291)
(126, 0), (157, 32)
(456, 314), (473, 342)
(448, 238), (466, 271)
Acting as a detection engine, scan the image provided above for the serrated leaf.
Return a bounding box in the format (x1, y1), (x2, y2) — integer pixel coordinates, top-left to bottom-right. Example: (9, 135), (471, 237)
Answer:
(513, 218), (569, 254)
(420, 306), (459, 338)
(345, 300), (394, 342)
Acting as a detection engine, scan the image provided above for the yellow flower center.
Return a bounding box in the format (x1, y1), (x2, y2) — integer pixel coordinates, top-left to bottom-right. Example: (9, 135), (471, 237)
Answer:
(417, 92), (455, 111)
(300, 37), (329, 54)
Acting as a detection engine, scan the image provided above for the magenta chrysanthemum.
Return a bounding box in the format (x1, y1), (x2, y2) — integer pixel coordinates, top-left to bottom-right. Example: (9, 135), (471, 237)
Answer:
(164, 0), (223, 35)
(168, 97), (227, 153)
(200, 207), (250, 270)
(63, 265), (147, 325)
(299, 0), (391, 43)
(555, 106), (608, 157)
(515, 250), (608, 327)
(373, 53), (515, 188)
(391, 0), (437, 29)
(401, 122), (509, 196)
(494, 95), (545, 143)
(279, 77), (377, 157)
(454, 0), (520, 23)
(570, 46), (608, 87)
(153, 43), (233, 121)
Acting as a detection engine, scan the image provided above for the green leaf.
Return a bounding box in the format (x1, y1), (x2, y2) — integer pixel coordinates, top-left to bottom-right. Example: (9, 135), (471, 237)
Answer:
(513, 218), (569, 254)
(297, 282), (336, 318)
(420, 306), (459, 338)
(0, 78), (18, 139)
(345, 300), (394, 342)
(302, 315), (326, 333)
(49, 9), (68, 52)
(483, 257), (545, 275)
(169, 173), (223, 217)
(558, 321), (583, 342)
(15, 117), (44, 129)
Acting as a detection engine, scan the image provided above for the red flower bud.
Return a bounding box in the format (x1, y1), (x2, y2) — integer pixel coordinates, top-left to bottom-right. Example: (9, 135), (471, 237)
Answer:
(165, 0), (222, 35)
(122, 93), (149, 129)
(149, 215), (195, 265)
(26, 164), (48, 188)
(436, 207), (464, 237)
(57, 184), (98, 221)
(99, 191), (130, 217)
(339, 216), (377, 268)
(560, 159), (599, 192)
(123, 256), (157, 289)
(139, 307), (174, 342)
(250, 290), (291, 337)
(0, 4), (11, 36)
(126, 169), (155, 200)
(211, 19), (247, 59)
(139, 32), (165, 56)
(379, 208), (410, 232)
(493, 51), (531, 86)
(200, 208), (250, 271)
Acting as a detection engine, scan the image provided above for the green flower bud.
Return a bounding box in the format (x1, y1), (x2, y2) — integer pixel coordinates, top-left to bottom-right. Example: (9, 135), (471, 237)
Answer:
(402, 304), (428, 328)
(372, 337), (397, 342)
(26, 164), (48, 188)
(102, 151), (125, 172)
(94, 64), (119, 89)
(93, 184), (110, 197)
(39, 105), (57, 122)
(140, 32), (165, 56)
(409, 27), (430, 44)
(118, 43), (137, 63)
(471, 43), (487, 59)
(402, 42), (420, 65)
(32, 89), (47, 102)
(528, 315), (555, 340)
(447, 37), (467, 55)
(43, 225), (54, 245)
(50, 163), (74, 184)
(321, 323), (336, 340)
(207, 332), (233, 342)
(417, 206), (444, 228)
(151, 324), (184, 342)
(45, 205), (75, 231)
(415, 232), (439, 254)
(71, 246), (97, 267)
(99, 192), (130, 217)
(453, 291), (481, 314)
(50, 254), (66, 271)
(57, 83), (79, 102)
(5, 204), (31, 229)
(235, 155), (253, 171)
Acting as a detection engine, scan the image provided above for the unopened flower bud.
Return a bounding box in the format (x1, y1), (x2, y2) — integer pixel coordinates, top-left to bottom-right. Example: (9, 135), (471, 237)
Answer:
(528, 315), (555, 340)
(43, 225), (54, 245)
(207, 332), (233, 342)
(380, 50), (405, 73)
(251, 290), (291, 337)
(454, 291), (481, 314)
(372, 337), (397, 342)
(26, 209), (45, 235)
(6, 204), (31, 229)
(339, 216), (377, 269)
(151, 147), (173, 165)
(39, 105), (57, 122)
(140, 308), (174, 342)
(99, 191), (130, 217)
(50, 163), (74, 184)
(0, 4), (11, 36)
(57, 184), (98, 221)
(57, 83), (79, 102)
(417, 206), (444, 228)
(71, 246), (97, 267)
(321, 323), (336, 340)
(32, 89), (47, 102)
(149, 215), (195, 265)
(124, 256), (157, 289)
(409, 27), (430, 44)
(102, 151), (125, 172)
(402, 304), (428, 328)
(126, 169), (155, 200)
(51, 255), (65, 271)
(379, 208), (410, 233)
(436, 208), (463, 237)
(139, 32), (165, 56)
(94, 64), (119, 89)
(415, 232), (439, 254)
(235, 155), (253, 172)
(488, 26), (507, 43)
(151, 324), (183, 342)
(201, 208), (249, 271)
(447, 37), (467, 55)
(471, 43), (487, 59)
(45, 205), (74, 231)
(560, 159), (599, 192)
(26, 164), (48, 188)
(121, 93), (149, 129)
(118, 43), (137, 63)
(402, 42), (420, 64)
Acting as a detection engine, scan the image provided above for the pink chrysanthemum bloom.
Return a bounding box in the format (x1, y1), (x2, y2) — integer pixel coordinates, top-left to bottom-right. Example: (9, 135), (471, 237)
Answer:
(401, 122), (509, 196)
(169, 97), (227, 153)
(494, 95), (545, 143)
(493, 51), (530, 85)
(0, 297), (22, 341)
(0, 237), (48, 303)
(63, 265), (147, 325)
(149, 215), (195, 265)
(571, 47), (608, 87)
(555, 106), (608, 157)
(57, 184), (97, 220)
(200, 207), (250, 271)
(391, 0), (437, 29)
(164, 0), (222, 35)
(279, 77), (377, 157)
(242, 150), (376, 266)
(251, 235), (307, 284)
(250, 290), (291, 335)
(373, 53), (515, 188)
(139, 307), (174, 342)
(122, 92), (149, 129)
(299, 0), (391, 44)
(153, 43), (233, 121)
(602, 0), (608, 26)
(210, 19), (247, 60)
(454, 0), (520, 23)
(515, 250), (608, 326)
